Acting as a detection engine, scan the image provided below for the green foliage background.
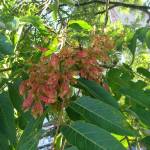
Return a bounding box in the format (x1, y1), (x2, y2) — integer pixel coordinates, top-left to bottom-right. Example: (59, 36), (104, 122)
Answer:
(0, 0), (150, 150)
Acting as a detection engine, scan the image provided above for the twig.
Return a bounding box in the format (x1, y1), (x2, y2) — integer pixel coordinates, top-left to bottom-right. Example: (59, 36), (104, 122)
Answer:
(125, 136), (132, 150)
(60, 139), (66, 150)
(52, 101), (64, 150)
(104, 0), (110, 28)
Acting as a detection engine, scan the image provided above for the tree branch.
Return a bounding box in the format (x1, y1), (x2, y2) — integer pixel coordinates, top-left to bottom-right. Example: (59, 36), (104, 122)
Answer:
(95, 5), (116, 15)
(104, 0), (110, 28)
(60, 0), (150, 15)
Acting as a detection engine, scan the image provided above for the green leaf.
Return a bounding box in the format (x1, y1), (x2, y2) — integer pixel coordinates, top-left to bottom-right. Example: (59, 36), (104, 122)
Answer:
(78, 78), (119, 109)
(44, 37), (58, 56)
(131, 106), (150, 127)
(137, 67), (150, 79)
(6, 17), (20, 31)
(0, 132), (9, 150)
(17, 112), (32, 130)
(20, 16), (47, 32)
(66, 106), (83, 121)
(51, 0), (59, 21)
(120, 87), (150, 109)
(60, 0), (75, 5)
(145, 30), (150, 49)
(141, 136), (150, 149)
(61, 121), (126, 150)
(70, 96), (136, 136)
(128, 34), (137, 56)
(68, 20), (92, 31)
(8, 79), (23, 113)
(0, 92), (16, 144)
(136, 27), (149, 43)
(65, 146), (78, 150)
(17, 116), (44, 150)
(0, 33), (14, 55)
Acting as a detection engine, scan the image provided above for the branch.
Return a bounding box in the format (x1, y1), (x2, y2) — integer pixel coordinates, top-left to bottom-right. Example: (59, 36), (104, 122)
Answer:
(104, 0), (110, 28)
(60, 0), (150, 14)
(95, 5), (116, 15)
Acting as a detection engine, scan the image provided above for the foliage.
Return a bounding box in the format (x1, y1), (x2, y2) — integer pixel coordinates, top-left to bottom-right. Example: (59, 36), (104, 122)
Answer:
(0, 0), (150, 150)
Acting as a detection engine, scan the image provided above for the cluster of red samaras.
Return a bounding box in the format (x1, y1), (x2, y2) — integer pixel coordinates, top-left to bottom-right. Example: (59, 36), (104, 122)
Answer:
(19, 35), (114, 117)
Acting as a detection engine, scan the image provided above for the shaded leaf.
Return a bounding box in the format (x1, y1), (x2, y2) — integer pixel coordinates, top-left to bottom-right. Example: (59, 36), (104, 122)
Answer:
(131, 106), (150, 127)
(137, 67), (150, 79)
(78, 78), (119, 109)
(65, 146), (78, 150)
(145, 30), (150, 49)
(8, 79), (23, 113)
(70, 96), (137, 136)
(141, 136), (150, 149)
(0, 92), (16, 144)
(61, 0), (74, 5)
(0, 132), (9, 150)
(66, 106), (83, 121)
(0, 33), (14, 55)
(136, 27), (149, 43)
(6, 17), (20, 31)
(61, 121), (126, 150)
(17, 116), (44, 150)
(128, 34), (137, 56)
(120, 87), (150, 109)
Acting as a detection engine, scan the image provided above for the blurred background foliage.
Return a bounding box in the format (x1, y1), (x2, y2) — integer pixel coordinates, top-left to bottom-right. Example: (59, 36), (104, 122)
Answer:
(0, 0), (150, 150)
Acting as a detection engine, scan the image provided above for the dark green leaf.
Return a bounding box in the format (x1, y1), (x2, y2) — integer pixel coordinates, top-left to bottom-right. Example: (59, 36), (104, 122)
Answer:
(131, 106), (150, 127)
(8, 79), (23, 113)
(0, 132), (9, 150)
(0, 33), (14, 55)
(65, 146), (78, 150)
(66, 106), (83, 121)
(78, 78), (119, 109)
(145, 30), (150, 49)
(120, 87), (150, 109)
(137, 67), (150, 79)
(136, 27), (149, 43)
(0, 92), (16, 144)
(6, 17), (20, 31)
(17, 116), (44, 150)
(141, 136), (150, 149)
(61, 121), (126, 150)
(70, 96), (137, 136)
(128, 34), (137, 56)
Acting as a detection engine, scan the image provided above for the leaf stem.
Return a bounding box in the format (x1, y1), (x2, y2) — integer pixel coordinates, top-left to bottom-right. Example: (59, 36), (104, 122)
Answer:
(52, 101), (64, 150)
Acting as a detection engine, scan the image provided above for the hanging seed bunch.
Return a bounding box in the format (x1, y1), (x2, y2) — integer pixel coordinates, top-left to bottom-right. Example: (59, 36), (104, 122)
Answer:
(19, 35), (114, 117)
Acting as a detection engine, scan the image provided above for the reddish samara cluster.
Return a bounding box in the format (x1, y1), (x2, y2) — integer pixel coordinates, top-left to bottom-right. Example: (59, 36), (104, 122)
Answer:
(19, 35), (114, 116)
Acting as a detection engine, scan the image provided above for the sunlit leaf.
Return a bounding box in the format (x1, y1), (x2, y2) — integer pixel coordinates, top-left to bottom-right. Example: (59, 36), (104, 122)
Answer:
(68, 20), (92, 31)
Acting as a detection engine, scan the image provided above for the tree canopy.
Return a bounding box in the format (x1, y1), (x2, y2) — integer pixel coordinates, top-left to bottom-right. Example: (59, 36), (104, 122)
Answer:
(0, 0), (150, 150)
